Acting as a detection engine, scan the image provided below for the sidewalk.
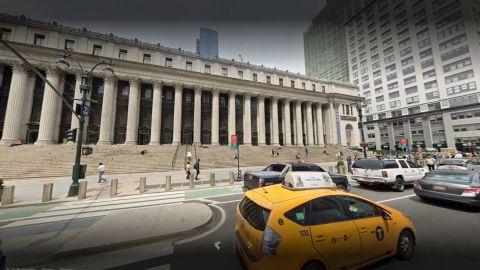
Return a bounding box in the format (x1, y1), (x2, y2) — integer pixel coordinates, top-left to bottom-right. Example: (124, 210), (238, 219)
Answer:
(2, 162), (338, 206)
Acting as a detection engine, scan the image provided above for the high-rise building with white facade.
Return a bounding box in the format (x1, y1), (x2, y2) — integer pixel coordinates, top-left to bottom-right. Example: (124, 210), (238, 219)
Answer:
(306, 0), (480, 152)
(0, 14), (362, 147)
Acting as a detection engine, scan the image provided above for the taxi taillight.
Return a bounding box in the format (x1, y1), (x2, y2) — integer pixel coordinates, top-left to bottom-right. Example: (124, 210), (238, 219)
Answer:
(262, 226), (281, 256)
(414, 180), (421, 189)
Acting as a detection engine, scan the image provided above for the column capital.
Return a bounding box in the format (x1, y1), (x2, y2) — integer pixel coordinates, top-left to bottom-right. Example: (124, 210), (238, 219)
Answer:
(104, 75), (117, 84)
(194, 85), (203, 93)
(228, 89), (238, 96)
(153, 80), (163, 88)
(45, 66), (60, 77)
(212, 88), (221, 95)
(257, 95), (265, 101)
(11, 62), (27, 73)
(270, 96), (279, 102)
(129, 77), (141, 86)
(243, 93), (251, 99)
(174, 82), (183, 90)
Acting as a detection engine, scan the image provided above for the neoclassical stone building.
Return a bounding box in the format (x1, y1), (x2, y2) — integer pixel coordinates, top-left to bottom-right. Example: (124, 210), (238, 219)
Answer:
(0, 14), (362, 147)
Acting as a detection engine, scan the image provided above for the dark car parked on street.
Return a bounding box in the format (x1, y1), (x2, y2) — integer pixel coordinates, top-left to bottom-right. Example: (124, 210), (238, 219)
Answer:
(243, 163), (351, 191)
(414, 170), (480, 208)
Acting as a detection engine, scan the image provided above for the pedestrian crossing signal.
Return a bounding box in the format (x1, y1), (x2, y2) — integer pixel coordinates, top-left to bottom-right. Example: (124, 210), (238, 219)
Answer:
(65, 128), (77, 142)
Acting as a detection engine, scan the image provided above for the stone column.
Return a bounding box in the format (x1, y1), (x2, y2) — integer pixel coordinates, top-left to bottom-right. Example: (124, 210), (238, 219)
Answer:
(295, 100), (303, 146)
(327, 101), (338, 145)
(257, 95), (266, 145)
(193, 86), (202, 144)
(315, 103), (325, 146)
(97, 76), (117, 145)
(422, 115), (433, 148)
(52, 73), (66, 143)
(387, 121), (395, 149)
(0, 64), (29, 145)
(283, 99), (291, 146)
(20, 72), (36, 140)
(35, 68), (62, 145)
(243, 94), (252, 145)
(211, 89), (220, 145)
(124, 78), (140, 145)
(271, 97), (279, 146)
(0, 64), (5, 87)
(149, 80), (162, 145)
(172, 83), (183, 145)
(228, 91), (236, 143)
(306, 102), (314, 146)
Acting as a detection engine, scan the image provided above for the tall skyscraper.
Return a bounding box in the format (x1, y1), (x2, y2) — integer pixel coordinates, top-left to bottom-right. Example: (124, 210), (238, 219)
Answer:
(306, 0), (480, 152)
(196, 27), (219, 58)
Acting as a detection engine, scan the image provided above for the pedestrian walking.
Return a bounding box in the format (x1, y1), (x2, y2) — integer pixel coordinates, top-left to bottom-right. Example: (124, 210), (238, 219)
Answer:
(427, 156), (435, 171)
(185, 161), (191, 179)
(97, 162), (106, 183)
(194, 159), (201, 180)
(271, 147), (275, 157)
(276, 149), (280, 157)
(187, 151), (192, 162)
(304, 147), (309, 157)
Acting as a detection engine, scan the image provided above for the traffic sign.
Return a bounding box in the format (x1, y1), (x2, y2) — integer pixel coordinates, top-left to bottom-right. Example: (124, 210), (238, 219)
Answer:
(231, 135), (238, 150)
(82, 105), (90, 116)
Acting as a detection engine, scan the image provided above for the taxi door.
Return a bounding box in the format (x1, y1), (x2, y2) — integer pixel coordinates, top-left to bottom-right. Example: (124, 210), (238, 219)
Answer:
(340, 196), (395, 264)
(308, 196), (363, 269)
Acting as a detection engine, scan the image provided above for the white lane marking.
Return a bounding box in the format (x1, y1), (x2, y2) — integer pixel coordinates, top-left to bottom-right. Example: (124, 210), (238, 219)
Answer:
(175, 204), (226, 245)
(214, 241), (221, 250)
(211, 199), (242, 205)
(377, 194), (416, 203)
(146, 265), (170, 270)
(196, 198), (218, 204)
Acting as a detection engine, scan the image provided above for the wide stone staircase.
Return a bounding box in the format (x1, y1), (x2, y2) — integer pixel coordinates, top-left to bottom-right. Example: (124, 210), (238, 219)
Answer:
(0, 143), (359, 180)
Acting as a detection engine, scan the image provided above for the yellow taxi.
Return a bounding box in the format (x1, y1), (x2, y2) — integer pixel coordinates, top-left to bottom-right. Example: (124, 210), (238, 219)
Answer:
(235, 171), (417, 270)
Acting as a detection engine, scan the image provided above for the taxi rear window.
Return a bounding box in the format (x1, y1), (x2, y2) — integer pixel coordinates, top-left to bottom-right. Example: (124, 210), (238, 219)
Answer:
(239, 197), (271, 231)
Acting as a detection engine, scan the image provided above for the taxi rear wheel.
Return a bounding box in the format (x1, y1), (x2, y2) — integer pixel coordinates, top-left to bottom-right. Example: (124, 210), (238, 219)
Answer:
(301, 261), (325, 270)
(396, 229), (415, 261)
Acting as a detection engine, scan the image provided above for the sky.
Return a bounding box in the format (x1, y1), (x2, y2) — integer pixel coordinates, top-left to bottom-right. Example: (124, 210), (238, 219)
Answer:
(0, 0), (327, 74)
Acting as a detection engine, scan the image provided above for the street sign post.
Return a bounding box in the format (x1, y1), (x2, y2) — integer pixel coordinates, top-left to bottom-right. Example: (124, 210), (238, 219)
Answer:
(231, 135), (240, 180)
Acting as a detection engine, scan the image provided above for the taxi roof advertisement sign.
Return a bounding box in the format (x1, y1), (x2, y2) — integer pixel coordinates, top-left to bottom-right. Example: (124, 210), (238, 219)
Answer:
(284, 172), (335, 190)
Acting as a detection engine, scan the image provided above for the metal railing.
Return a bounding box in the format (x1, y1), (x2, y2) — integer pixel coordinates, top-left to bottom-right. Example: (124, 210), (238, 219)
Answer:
(171, 143), (180, 170)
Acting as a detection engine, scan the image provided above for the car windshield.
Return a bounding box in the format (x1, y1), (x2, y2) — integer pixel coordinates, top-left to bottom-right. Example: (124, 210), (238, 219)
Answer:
(264, 164), (286, 172)
(423, 171), (473, 184)
(292, 164), (325, 172)
(439, 159), (466, 166)
(352, 159), (383, 169)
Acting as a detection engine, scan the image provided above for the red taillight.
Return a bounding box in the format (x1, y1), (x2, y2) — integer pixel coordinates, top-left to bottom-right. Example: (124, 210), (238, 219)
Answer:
(414, 180), (421, 188)
(259, 178), (265, 187)
(262, 226), (282, 256)
(382, 171), (388, 178)
(461, 188), (480, 197)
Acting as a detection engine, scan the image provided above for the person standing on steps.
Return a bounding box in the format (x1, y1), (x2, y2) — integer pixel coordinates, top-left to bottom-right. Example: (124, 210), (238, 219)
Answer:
(304, 147), (309, 158)
(186, 161), (191, 179)
(97, 162), (107, 183)
(194, 159), (201, 180)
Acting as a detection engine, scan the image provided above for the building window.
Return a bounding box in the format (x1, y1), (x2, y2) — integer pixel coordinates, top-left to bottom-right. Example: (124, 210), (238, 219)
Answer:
(252, 73), (257, 81)
(441, 45), (469, 61)
(443, 58), (472, 73)
(279, 78), (283, 86)
(119, 49), (128, 60)
(93, 44), (102, 56)
(238, 70), (243, 79)
(312, 84), (316, 91)
(143, 54), (152, 64)
(404, 76), (417, 85)
(321, 85), (325, 92)
(423, 70), (436, 80)
(222, 67), (228, 76)
(165, 57), (173, 67)
(446, 82), (476, 95)
(204, 64), (211, 74)
(405, 86), (418, 95)
(426, 91), (440, 100)
(291, 80), (295, 88)
(0, 27), (12, 41)
(64, 39), (75, 51)
(185, 61), (192, 71)
(34, 33), (45, 46)
(302, 82), (306, 89)
(406, 96), (419, 104)
(445, 70), (474, 84)
(266, 76), (271, 84)
(390, 100), (401, 108)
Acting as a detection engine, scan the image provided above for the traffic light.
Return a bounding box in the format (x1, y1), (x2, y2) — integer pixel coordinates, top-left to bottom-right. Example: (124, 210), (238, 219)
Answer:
(65, 128), (77, 142)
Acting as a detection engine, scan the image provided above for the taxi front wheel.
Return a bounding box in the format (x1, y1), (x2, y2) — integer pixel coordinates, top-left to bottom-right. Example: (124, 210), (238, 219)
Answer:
(301, 261), (325, 270)
(395, 229), (415, 261)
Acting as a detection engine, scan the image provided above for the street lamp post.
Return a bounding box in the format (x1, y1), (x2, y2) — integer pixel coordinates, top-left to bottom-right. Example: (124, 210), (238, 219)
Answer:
(57, 52), (114, 197)
(351, 101), (368, 159)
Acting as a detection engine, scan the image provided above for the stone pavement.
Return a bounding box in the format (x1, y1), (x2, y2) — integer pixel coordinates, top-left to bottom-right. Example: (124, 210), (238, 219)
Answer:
(0, 202), (211, 268)
(2, 162), (338, 206)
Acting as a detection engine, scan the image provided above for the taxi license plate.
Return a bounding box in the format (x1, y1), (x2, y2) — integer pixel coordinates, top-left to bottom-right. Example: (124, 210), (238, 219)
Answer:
(433, 185), (446, 191)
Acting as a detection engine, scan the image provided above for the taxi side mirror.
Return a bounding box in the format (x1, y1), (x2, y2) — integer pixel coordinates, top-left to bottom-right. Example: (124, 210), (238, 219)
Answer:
(381, 210), (392, 221)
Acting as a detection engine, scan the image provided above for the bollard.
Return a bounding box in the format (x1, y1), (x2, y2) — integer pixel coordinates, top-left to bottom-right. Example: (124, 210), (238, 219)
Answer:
(42, 183), (53, 202)
(210, 173), (216, 187)
(165, 175), (172, 191)
(110, 179), (118, 197)
(1, 186), (15, 205)
(229, 172), (234, 185)
(78, 181), (87, 200)
(139, 177), (146, 193)
(189, 174), (194, 189)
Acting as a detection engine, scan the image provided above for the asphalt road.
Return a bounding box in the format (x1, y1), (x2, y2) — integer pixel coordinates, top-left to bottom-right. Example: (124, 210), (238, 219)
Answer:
(170, 185), (480, 270)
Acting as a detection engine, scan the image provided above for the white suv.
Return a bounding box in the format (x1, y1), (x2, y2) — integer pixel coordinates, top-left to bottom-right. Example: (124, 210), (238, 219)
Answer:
(352, 159), (427, 192)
